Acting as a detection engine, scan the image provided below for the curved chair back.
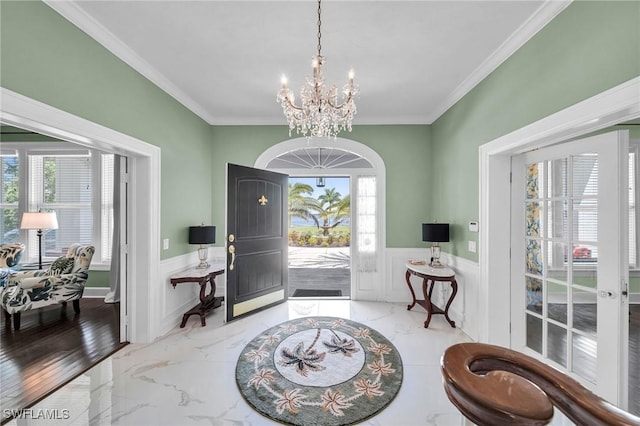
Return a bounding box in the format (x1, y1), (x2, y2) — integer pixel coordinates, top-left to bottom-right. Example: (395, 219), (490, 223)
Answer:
(441, 342), (640, 426)
(65, 244), (95, 274)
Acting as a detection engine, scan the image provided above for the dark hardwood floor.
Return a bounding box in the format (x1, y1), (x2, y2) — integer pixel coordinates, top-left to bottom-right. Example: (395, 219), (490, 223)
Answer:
(529, 304), (640, 416)
(1, 298), (125, 424)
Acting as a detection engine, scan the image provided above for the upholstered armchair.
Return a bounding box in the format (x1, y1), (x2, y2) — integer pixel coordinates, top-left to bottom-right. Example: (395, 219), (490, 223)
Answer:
(1, 244), (95, 330)
(0, 243), (25, 288)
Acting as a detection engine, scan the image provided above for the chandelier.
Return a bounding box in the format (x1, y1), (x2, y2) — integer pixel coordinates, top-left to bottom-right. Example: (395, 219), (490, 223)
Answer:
(277, 0), (359, 138)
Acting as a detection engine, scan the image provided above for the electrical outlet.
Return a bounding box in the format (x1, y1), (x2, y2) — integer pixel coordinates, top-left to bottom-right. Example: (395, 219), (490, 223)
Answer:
(468, 240), (476, 253)
(163, 239), (169, 250)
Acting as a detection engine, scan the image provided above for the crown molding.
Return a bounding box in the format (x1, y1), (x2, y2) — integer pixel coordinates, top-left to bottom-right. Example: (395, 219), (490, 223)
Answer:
(426, 0), (572, 124)
(45, 0), (572, 127)
(43, 0), (218, 125)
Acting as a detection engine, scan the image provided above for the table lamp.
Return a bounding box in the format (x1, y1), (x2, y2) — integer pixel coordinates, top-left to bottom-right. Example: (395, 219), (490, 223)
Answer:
(21, 211), (59, 269)
(422, 223), (449, 268)
(189, 225), (216, 269)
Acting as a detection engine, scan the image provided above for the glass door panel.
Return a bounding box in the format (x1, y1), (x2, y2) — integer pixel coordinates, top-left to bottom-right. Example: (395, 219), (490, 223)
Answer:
(512, 130), (629, 406)
(547, 322), (567, 367)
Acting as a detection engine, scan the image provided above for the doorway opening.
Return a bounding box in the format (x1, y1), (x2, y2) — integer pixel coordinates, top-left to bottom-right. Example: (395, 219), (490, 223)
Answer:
(256, 137), (386, 301)
(288, 176), (351, 299)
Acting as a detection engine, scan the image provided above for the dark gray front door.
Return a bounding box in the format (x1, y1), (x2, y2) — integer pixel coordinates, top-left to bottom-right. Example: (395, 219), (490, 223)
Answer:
(225, 163), (288, 322)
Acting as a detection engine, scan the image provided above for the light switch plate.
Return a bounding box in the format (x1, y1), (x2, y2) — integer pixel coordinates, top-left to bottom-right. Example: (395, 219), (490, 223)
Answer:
(163, 239), (169, 250)
(468, 240), (476, 253)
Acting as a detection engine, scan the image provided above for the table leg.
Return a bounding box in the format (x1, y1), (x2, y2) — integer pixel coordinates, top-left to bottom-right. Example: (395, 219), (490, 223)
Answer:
(180, 314), (189, 328)
(198, 276), (208, 304)
(443, 279), (458, 328)
(180, 274), (224, 328)
(423, 278), (434, 328)
(406, 270), (417, 310)
(427, 280), (435, 299)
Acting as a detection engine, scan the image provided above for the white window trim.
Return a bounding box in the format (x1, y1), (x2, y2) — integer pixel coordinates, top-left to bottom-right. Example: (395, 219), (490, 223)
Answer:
(1, 141), (113, 268)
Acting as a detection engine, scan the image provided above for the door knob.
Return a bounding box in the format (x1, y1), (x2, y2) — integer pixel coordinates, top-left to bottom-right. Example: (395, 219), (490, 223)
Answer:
(598, 290), (616, 298)
(228, 244), (236, 270)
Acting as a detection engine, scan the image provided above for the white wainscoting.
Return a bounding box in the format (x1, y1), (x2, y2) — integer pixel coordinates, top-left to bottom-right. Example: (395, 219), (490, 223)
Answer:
(384, 248), (480, 342)
(157, 247), (226, 337)
(156, 247), (481, 341)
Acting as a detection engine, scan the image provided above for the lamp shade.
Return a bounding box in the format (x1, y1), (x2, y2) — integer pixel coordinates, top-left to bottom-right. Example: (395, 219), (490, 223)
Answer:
(20, 212), (59, 230)
(422, 223), (449, 243)
(189, 226), (216, 245)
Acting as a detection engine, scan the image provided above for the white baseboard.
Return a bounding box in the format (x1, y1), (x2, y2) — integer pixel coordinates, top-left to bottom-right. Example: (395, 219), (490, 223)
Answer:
(84, 287), (109, 298)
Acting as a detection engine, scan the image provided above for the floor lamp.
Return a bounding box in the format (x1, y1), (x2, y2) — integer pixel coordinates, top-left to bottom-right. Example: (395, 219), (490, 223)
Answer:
(20, 211), (59, 270)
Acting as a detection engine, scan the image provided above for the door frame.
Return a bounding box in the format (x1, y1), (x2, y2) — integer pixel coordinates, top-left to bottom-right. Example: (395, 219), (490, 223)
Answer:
(255, 137), (386, 301)
(479, 76), (639, 345)
(0, 87), (161, 343)
(479, 77), (639, 399)
(284, 173), (353, 299)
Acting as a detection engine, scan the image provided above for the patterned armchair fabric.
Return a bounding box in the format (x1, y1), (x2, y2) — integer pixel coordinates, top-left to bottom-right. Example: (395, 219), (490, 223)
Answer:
(0, 243), (25, 288)
(1, 244), (94, 330)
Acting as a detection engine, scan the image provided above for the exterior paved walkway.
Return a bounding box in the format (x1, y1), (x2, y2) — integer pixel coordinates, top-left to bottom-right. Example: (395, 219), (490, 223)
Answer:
(288, 247), (350, 268)
(288, 247), (350, 297)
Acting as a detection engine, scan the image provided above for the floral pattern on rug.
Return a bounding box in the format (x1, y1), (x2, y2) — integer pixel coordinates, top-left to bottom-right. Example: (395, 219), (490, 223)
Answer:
(236, 316), (403, 425)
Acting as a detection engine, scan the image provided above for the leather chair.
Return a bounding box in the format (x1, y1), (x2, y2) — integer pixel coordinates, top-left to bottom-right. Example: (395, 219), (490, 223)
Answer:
(1, 244), (94, 330)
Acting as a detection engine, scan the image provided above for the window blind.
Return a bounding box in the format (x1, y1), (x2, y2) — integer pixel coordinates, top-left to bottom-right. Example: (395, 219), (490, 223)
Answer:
(28, 154), (93, 259)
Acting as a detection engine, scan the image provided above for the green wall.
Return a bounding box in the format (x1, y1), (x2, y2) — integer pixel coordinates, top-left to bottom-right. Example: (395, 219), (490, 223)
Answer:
(2, 1), (639, 266)
(210, 125), (432, 248)
(0, 1), (213, 260)
(431, 0), (640, 261)
(86, 271), (109, 288)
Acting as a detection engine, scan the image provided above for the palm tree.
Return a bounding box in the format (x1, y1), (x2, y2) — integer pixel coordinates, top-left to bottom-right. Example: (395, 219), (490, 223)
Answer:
(288, 182), (315, 227)
(310, 189), (351, 236)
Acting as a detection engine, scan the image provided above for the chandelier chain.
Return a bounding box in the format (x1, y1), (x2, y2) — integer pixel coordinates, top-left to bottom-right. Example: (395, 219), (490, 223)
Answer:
(276, 0), (358, 138)
(317, 0), (322, 56)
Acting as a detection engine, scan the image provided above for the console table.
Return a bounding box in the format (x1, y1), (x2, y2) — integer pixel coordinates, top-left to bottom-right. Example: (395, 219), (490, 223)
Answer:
(405, 261), (457, 328)
(170, 262), (225, 328)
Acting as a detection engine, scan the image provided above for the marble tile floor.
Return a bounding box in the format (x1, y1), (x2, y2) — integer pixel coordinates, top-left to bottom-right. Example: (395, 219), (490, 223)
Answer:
(4, 300), (575, 426)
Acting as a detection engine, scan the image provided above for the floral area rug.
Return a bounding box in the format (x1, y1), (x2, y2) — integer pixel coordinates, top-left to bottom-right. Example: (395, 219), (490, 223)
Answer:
(236, 316), (403, 425)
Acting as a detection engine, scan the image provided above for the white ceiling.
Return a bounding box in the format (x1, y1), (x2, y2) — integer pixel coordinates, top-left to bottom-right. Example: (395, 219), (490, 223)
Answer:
(46, 1), (570, 126)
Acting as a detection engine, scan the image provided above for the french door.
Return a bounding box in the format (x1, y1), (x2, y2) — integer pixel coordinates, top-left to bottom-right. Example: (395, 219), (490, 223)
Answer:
(510, 131), (629, 406)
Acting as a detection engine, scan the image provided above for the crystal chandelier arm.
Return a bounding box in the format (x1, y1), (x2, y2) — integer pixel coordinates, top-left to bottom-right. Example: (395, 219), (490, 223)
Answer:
(283, 95), (305, 112)
(326, 93), (354, 110)
(326, 69), (357, 110)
